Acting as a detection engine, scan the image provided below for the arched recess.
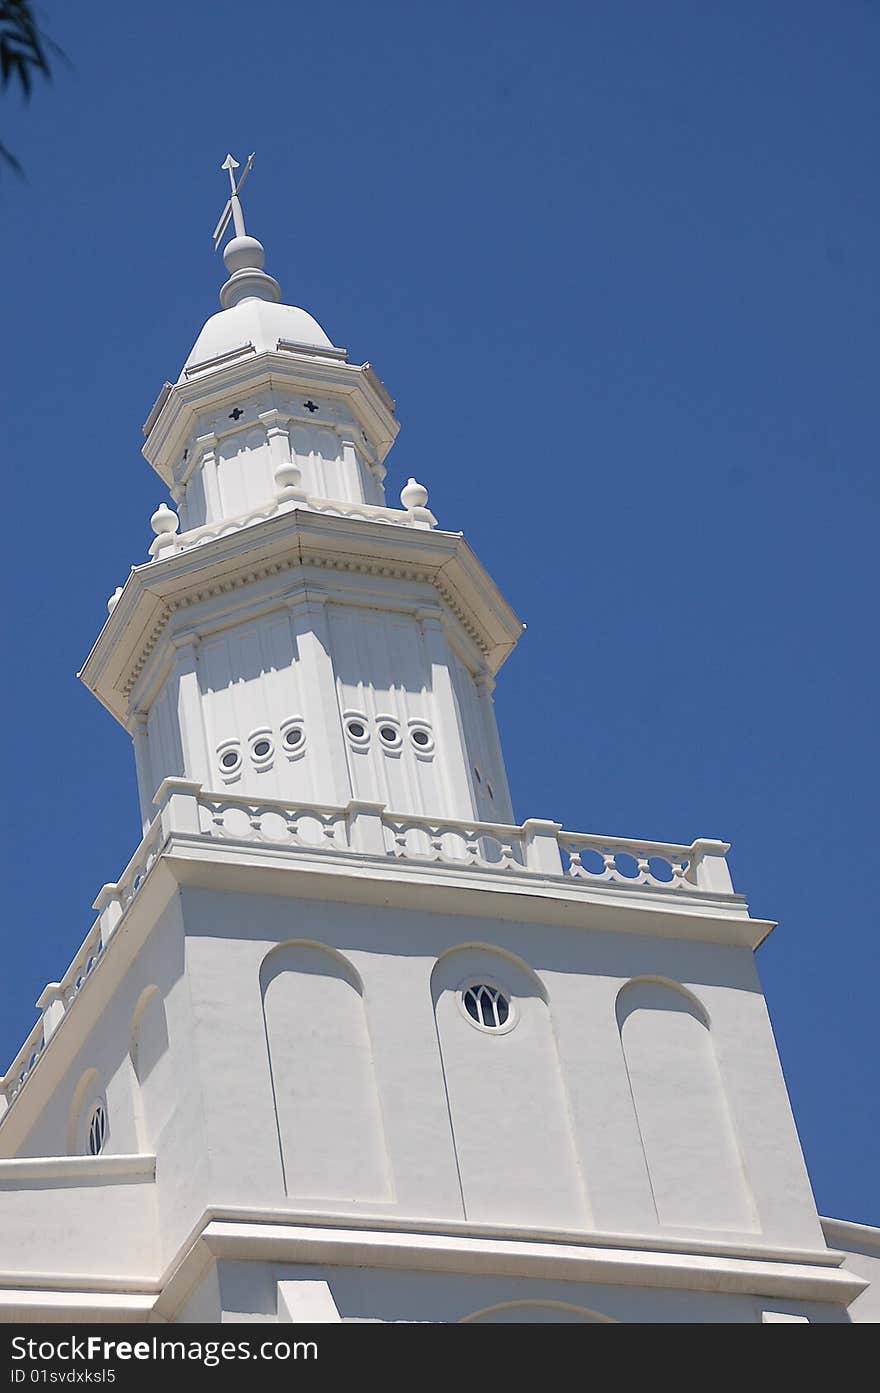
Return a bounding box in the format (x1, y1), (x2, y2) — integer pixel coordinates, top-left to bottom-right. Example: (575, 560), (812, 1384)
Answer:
(616, 978), (757, 1232)
(431, 945), (588, 1230)
(67, 1067), (101, 1156)
(129, 986), (169, 1152)
(462, 1300), (613, 1324)
(261, 941), (392, 1202)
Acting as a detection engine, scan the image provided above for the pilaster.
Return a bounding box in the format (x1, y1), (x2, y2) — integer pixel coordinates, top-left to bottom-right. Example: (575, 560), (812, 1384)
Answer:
(171, 632), (211, 788)
(418, 608), (479, 820)
(287, 591), (352, 807)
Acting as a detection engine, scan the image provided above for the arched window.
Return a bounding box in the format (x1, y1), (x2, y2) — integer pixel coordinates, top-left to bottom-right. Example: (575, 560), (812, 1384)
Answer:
(617, 979), (756, 1232)
(129, 986), (169, 1152)
(432, 946), (587, 1230)
(261, 942), (391, 1202)
(87, 1101), (107, 1156)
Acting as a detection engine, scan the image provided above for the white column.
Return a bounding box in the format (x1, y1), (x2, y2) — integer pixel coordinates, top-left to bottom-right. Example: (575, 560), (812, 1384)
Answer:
(346, 800), (388, 855)
(287, 591), (352, 806)
(93, 884), (124, 947)
(692, 840), (735, 894)
(35, 983), (66, 1043)
(128, 711), (154, 832)
(195, 431), (222, 522)
(522, 819), (564, 875)
(259, 409), (306, 504)
(475, 669), (515, 823)
(418, 608), (477, 820)
(277, 1281), (340, 1323)
(171, 632), (211, 788)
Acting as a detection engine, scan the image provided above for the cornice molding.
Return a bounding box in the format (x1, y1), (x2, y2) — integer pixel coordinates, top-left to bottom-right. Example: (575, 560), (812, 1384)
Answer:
(143, 349), (400, 484)
(154, 1216), (865, 1321)
(80, 511), (523, 725)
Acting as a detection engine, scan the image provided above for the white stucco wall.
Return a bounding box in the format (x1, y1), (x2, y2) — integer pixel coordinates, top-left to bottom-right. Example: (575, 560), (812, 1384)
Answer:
(172, 883), (822, 1253)
(0, 862), (838, 1323)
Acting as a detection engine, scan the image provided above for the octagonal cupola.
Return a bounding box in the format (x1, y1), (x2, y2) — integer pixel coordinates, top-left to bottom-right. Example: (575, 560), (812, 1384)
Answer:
(142, 162), (399, 534)
(82, 154), (523, 836)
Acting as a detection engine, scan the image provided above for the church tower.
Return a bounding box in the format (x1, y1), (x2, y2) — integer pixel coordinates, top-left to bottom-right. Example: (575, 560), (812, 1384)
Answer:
(0, 158), (874, 1324)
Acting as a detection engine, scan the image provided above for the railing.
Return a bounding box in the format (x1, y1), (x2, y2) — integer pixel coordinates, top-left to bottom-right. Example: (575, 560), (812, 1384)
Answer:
(383, 813), (526, 871)
(0, 779), (735, 1120)
(0, 815), (166, 1120)
(197, 794), (349, 852)
(177, 784), (733, 894)
(149, 491), (434, 564)
(2, 1017), (46, 1109)
(559, 833), (695, 890)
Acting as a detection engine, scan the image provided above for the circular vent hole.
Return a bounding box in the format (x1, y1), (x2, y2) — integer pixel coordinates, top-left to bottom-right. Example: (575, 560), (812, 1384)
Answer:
(220, 750), (239, 770)
(88, 1103), (107, 1156)
(347, 720), (366, 740)
(379, 725), (399, 745)
(253, 739), (272, 758)
(284, 727), (303, 748)
(463, 984), (510, 1030)
(412, 729), (430, 747)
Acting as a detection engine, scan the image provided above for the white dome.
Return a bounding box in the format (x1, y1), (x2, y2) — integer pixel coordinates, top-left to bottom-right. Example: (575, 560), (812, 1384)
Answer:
(181, 298), (335, 380)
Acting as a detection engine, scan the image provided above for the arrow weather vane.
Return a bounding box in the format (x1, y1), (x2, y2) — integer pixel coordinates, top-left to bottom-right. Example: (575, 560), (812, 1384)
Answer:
(212, 152), (255, 250)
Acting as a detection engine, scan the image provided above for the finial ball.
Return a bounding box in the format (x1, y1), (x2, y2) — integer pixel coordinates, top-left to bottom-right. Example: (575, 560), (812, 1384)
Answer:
(224, 235), (266, 275)
(150, 503), (179, 536)
(401, 477), (429, 511)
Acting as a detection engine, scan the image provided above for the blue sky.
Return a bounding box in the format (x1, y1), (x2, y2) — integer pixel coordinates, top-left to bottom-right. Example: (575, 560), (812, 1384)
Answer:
(3, 2), (877, 1224)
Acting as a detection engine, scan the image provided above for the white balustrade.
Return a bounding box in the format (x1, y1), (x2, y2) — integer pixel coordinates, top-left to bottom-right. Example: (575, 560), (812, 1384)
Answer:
(382, 811), (525, 871)
(5, 1018), (47, 1105)
(145, 492), (430, 567)
(196, 789), (349, 853)
(0, 784), (735, 1119)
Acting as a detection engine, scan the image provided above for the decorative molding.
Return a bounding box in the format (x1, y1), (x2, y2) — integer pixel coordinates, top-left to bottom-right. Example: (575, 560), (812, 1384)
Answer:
(182, 342), (256, 378)
(0, 1155), (156, 1184)
(115, 545), (497, 702)
(277, 338), (348, 361)
(166, 1217), (865, 1307)
(141, 383), (172, 439)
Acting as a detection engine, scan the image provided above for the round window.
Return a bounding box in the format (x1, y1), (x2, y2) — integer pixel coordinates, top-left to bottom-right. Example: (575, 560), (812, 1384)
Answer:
(252, 738), (272, 759)
(347, 720), (366, 740)
(463, 984), (511, 1030)
(87, 1102), (107, 1156)
(412, 728), (431, 748)
(379, 724), (400, 745)
(220, 750), (239, 770)
(284, 727), (303, 748)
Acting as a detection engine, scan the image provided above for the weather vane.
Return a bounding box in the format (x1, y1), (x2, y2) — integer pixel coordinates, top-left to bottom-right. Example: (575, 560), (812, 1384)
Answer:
(212, 152), (255, 250)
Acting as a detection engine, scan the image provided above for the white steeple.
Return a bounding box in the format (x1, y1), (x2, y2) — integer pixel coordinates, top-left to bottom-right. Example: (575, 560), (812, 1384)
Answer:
(0, 154), (872, 1328)
(81, 153), (522, 831)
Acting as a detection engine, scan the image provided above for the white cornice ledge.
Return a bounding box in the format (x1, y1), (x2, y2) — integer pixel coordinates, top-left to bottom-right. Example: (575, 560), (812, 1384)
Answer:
(0, 1289), (156, 1321)
(0, 1154), (156, 1184)
(188, 1219), (865, 1305)
(820, 1216), (880, 1251)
